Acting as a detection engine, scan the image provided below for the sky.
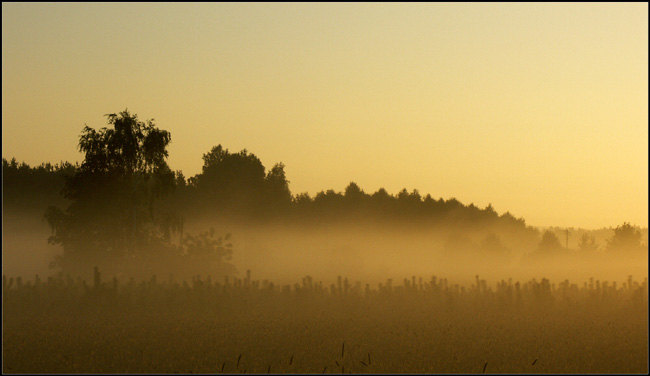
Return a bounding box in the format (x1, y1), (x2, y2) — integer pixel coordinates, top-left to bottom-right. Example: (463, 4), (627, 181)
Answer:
(2, 2), (648, 229)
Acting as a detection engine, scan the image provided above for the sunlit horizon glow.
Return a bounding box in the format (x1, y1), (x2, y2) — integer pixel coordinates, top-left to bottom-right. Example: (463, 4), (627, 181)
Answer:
(2, 3), (648, 229)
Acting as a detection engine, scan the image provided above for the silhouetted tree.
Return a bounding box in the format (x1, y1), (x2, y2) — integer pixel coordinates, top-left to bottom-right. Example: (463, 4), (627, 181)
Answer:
(3, 158), (78, 211)
(313, 189), (345, 218)
(578, 233), (599, 253)
(174, 170), (187, 188)
(483, 203), (499, 219)
(521, 229), (565, 263)
(190, 145), (267, 217)
(264, 162), (292, 213)
(343, 182), (367, 216)
(44, 110), (178, 275)
(370, 188), (395, 218)
(536, 230), (564, 256)
(291, 192), (313, 220)
(606, 222), (644, 253)
(396, 188), (423, 219)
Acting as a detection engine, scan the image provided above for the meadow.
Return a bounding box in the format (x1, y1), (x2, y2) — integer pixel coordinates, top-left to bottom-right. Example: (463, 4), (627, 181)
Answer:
(2, 271), (647, 374)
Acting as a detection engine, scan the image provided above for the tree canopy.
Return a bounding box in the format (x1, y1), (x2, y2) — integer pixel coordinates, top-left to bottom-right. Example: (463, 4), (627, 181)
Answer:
(42, 110), (234, 279)
(607, 222), (644, 253)
(44, 111), (174, 273)
(187, 145), (290, 218)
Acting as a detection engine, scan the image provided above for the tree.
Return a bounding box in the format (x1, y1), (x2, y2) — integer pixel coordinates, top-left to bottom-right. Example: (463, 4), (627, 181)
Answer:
(313, 189), (345, 220)
(534, 230), (565, 257)
(397, 188), (423, 218)
(538, 230), (562, 250)
(44, 110), (179, 276)
(265, 162), (292, 211)
(343, 182), (366, 210)
(370, 188), (395, 217)
(578, 233), (599, 253)
(3, 158), (77, 211)
(292, 192), (313, 220)
(606, 222), (644, 253)
(344, 182), (364, 199)
(522, 230), (565, 263)
(191, 145), (266, 216)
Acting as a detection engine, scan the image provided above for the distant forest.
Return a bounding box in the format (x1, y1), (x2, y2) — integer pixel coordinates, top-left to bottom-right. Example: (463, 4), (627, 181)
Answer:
(3, 149), (644, 238)
(2, 151), (531, 231)
(2, 110), (647, 279)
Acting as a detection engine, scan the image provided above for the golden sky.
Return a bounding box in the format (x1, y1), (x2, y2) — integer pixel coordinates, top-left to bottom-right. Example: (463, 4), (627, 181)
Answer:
(2, 3), (648, 229)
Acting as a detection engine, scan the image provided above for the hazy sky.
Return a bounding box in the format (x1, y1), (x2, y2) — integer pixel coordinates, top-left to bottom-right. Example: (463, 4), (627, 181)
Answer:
(2, 3), (647, 229)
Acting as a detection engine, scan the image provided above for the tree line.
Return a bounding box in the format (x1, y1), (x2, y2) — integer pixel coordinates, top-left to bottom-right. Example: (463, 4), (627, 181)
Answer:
(3, 114), (531, 228)
(2, 110), (646, 278)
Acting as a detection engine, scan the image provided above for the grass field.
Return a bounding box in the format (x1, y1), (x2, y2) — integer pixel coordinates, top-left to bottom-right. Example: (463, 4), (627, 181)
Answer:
(3, 273), (647, 374)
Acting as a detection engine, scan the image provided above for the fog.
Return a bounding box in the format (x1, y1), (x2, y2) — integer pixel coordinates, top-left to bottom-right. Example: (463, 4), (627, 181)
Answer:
(2, 210), (60, 279)
(3, 197), (648, 374)
(196, 221), (647, 286)
(4, 208), (646, 288)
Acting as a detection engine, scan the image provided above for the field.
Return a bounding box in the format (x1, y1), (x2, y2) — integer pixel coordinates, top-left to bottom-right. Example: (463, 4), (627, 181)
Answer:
(2, 272), (647, 374)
